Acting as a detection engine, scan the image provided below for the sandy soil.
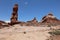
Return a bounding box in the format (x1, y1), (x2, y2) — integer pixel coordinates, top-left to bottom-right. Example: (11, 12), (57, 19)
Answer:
(0, 25), (51, 40)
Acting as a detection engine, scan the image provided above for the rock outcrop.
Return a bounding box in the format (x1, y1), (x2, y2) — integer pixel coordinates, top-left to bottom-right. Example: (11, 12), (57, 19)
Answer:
(0, 4), (60, 27)
(9, 4), (21, 25)
(0, 20), (9, 28)
(40, 13), (60, 26)
(8, 4), (60, 26)
(11, 4), (18, 23)
(26, 17), (39, 26)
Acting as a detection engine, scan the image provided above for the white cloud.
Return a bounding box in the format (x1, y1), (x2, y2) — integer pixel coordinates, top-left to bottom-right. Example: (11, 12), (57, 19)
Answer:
(5, 21), (10, 23)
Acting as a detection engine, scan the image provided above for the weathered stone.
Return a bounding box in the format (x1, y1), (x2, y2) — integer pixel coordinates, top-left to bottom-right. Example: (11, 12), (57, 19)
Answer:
(26, 17), (39, 26)
(40, 13), (60, 26)
(0, 21), (10, 29)
(8, 4), (60, 26)
(10, 4), (18, 25)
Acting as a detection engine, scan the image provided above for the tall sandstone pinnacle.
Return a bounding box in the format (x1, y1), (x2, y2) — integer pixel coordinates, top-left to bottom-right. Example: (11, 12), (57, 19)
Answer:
(10, 4), (18, 24)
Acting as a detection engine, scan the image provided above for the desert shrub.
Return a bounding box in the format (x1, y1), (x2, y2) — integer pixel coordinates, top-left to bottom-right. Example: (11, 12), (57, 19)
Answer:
(47, 24), (51, 27)
(49, 30), (60, 35)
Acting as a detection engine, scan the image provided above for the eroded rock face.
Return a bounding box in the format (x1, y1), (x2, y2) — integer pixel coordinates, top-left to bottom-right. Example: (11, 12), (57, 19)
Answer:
(26, 17), (39, 26)
(10, 4), (19, 25)
(40, 13), (60, 26)
(0, 21), (9, 29)
(8, 4), (60, 26)
(0, 21), (6, 26)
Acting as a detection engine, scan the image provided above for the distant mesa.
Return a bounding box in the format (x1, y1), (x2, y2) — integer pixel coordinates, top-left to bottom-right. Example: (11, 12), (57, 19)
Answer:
(0, 4), (60, 28)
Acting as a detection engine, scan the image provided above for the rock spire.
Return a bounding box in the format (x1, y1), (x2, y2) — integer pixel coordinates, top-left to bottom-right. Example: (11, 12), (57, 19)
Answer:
(10, 4), (18, 24)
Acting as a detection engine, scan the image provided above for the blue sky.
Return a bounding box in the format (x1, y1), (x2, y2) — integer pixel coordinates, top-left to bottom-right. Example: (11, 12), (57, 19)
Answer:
(0, 0), (60, 22)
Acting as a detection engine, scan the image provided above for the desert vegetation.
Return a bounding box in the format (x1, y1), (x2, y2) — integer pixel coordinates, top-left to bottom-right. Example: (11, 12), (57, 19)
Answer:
(49, 29), (60, 35)
(48, 29), (60, 40)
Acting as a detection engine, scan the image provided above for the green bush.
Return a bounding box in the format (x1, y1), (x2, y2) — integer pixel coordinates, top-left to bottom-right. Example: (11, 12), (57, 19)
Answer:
(49, 30), (60, 35)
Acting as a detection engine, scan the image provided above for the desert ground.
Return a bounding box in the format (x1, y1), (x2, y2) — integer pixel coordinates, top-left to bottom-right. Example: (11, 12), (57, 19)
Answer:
(0, 25), (59, 40)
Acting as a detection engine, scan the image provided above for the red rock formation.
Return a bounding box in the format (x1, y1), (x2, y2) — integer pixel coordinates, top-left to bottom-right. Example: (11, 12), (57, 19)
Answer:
(10, 4), (19, 25)
(40, 13), (60, 26)
(0, 21), (9, 28)
(0, 21), (5, 26)
(8, 4), (60, 26)
(26, 17), (39, 26)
